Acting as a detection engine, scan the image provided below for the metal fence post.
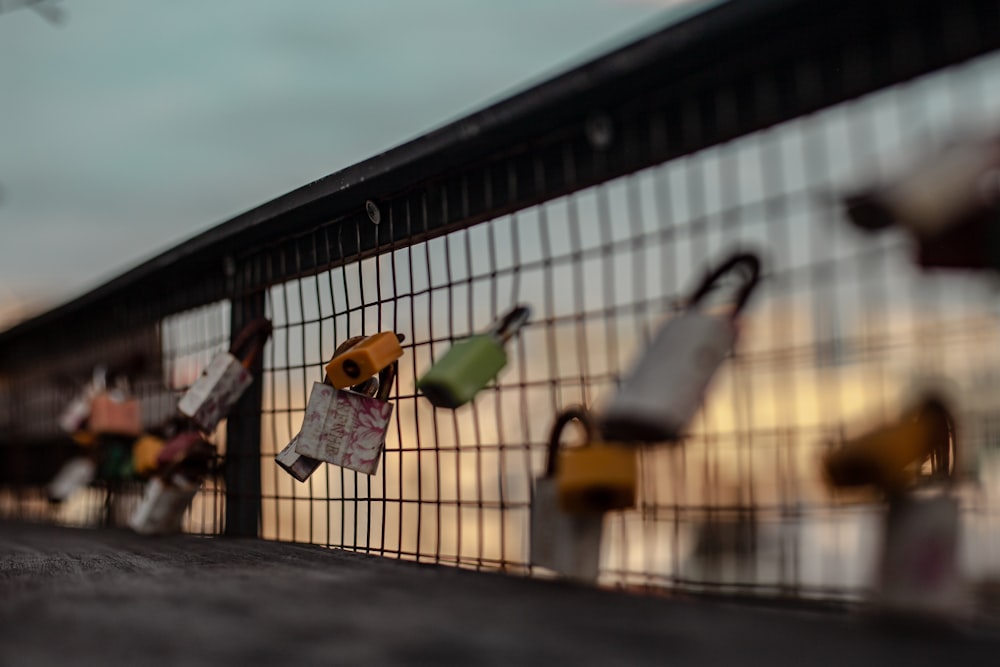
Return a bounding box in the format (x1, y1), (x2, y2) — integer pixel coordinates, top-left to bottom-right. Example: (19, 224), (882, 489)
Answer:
(225, 290), (266, 537)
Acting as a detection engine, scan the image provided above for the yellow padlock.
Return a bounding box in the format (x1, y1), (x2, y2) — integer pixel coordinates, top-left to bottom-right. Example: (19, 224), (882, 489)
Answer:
(547, 406), (637, 514)
(325, 331), (404, 390)
(823, 396), (953, 493)
(132, 434), (166, 477)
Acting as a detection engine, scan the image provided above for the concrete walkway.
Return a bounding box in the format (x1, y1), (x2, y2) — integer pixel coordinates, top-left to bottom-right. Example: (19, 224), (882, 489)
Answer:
(1, 521), (998, 666)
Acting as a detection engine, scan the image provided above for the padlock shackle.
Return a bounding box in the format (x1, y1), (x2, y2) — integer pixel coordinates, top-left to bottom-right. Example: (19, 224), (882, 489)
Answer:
(544, 406), (597, 479)
(687, 252), (761, 316)
(489, 305), (532, 344)
(376, 361), (398, 401)
(230, 317), (273, 370)
(913, 395), (955, 483)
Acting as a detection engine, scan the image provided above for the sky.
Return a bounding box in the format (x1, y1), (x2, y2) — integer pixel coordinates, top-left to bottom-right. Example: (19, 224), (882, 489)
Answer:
(0, 0), (714, 327)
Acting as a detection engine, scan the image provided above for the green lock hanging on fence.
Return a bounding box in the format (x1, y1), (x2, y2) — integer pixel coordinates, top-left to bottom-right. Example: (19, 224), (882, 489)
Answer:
(416, 305), (531, 409)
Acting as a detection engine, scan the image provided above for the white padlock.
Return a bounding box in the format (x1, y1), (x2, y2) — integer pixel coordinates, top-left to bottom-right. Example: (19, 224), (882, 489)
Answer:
(600, 252), (761, 443)
(129, 474), (200, 535)
(877, 493), (968, 619)
(275, 336), (389, 481)
(275, 433), (322, 483)
(291, 361), (396, 476)
(846, 134), (1000, 238)
(178, 318), (271, 432)
(47, 456), (97, 503)
(57, 366), (105, 434)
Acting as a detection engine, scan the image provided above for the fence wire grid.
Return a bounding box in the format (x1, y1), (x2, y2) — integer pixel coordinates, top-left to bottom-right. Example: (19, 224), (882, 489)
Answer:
(3, 0), (1000, 604)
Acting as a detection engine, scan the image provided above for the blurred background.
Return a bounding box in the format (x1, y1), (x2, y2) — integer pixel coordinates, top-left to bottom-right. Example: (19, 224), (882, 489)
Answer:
(0, 0), (709, 327)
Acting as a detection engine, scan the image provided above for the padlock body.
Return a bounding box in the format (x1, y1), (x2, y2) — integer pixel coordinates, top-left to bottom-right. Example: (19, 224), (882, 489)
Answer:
(129, 475), (199, 535)
(291, 382), (393, 475)
(47, 457), (97, 503)
(824, 411), (946, 492)
(876, 140), (1000, 238)
(132, 435), (165, 476)
(600, 312), (736, 442)
(89, 393), (142, 437)
(531, 477), (604, 581)
(878, 494), (965, 618)
(417, 335), (508, 409)
(326, 332), (403, 389)
(557, 443), (636, 514)
(276, 433), (322, 482)
(178, 351), (252, 431)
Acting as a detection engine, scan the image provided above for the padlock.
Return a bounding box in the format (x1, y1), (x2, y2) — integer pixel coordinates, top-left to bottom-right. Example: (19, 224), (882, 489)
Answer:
(132, 434), (165, 477)
(275, 336), (381, 482)
(599, 252), (762, 443)
(178, 317), (272, 431)
(157, 430), (211, 470)
(129, 429), (216, 535)
(129, 474), (200, 536)
(550, 406), (636, 514)
(288, 336), (399, 476)
(824, 396), (953, 494)
(325, 331), (404, 389)
(57, 366), (105, 434)
(845, 133), (1000, 270)
(275, 433), (321, 482)
(530, 407), (618, 582)
(96, 434), (137, 481)
(71, 430), (98, 448)
(89, 378), (142, 437)
(876, 493), (967, 619)
(47, 456), (97, 503)
(416, 305), (531, 409)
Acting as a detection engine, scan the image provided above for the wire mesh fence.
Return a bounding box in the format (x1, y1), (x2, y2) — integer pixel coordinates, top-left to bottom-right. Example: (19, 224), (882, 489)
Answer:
(3, 0), (1000, 605)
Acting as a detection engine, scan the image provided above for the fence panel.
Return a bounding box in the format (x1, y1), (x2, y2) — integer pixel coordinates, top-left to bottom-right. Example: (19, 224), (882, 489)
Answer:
(3, 0), (1000, 604)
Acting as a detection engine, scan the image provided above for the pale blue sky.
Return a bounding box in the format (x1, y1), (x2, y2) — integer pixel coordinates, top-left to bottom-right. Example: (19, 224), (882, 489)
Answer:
(0, 0), (710, 324)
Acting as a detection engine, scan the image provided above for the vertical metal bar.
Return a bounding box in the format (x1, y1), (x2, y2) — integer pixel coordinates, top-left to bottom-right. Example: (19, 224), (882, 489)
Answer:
(225, 289), (266, 537)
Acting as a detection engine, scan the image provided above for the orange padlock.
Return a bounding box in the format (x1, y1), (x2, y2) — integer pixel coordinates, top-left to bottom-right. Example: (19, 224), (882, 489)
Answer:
(325, 331), (404, 389)
(823, 396), (953, 493)
(549, 406), (637, 514)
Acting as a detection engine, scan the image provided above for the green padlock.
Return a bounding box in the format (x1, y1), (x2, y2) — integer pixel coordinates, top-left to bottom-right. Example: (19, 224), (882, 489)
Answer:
(417, 305), (531, 409)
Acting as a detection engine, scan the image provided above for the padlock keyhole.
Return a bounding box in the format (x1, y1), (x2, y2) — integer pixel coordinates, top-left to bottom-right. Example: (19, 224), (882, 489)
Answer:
(342, 359), (361, 379)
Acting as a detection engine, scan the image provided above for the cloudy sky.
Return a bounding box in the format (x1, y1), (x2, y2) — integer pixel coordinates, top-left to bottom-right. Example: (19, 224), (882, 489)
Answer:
(0, 0), (714, 325)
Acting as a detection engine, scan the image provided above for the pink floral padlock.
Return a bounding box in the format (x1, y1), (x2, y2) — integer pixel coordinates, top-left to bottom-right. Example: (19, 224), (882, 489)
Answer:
(178, 317), (272, 432)
(281, 336), (399, 477)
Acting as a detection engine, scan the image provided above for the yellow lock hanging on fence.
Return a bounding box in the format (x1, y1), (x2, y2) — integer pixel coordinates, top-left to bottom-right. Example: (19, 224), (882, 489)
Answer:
(549, 406), (637, 514)
(823, 395), (954, 494)
(325, 331), (404, 389)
